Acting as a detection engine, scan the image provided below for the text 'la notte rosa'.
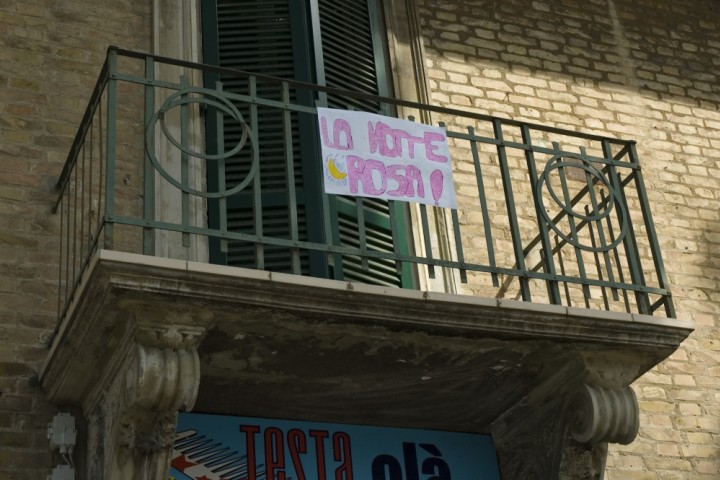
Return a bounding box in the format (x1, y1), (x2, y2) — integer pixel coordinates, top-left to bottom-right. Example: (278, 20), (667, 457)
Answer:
(317, 108), (457, 209)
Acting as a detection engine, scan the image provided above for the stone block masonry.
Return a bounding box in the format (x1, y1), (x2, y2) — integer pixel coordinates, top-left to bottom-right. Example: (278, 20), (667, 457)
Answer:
(418, 0), (720, 477)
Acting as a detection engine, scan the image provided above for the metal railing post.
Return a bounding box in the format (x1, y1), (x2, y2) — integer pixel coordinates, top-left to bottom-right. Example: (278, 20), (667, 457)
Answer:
(103, 48), (118, 250)
(143, 55), (156, 255)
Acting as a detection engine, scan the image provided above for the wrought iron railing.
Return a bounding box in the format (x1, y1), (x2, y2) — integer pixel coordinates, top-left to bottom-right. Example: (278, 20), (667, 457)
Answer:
(53, 47), (675, 326)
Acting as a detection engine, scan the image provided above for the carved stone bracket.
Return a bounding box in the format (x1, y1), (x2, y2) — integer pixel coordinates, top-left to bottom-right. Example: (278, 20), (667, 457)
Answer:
(571, 384), (639, 445)
(85, 323), (206, 480)
(118, 340), (201, 453)
(492, 361), (642, 480)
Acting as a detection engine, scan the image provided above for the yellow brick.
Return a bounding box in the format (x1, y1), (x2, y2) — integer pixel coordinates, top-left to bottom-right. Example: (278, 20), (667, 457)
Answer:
(681, 445), (720, 458)
(656, 443), (680, 456)
(645, 458), (692, 471)
(606, 471), (657, 480)
(686, 432), (714, 445)
(679, 403), (703, 416)
(640, 401), (676, 413)
(618, 455), (646, 470)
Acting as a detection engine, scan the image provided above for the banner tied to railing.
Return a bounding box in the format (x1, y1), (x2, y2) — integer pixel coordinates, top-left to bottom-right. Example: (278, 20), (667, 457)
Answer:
(318, 107), (457, 209)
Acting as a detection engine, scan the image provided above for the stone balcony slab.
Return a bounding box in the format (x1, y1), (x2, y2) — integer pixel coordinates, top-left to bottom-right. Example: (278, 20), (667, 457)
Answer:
(41, 249), (693, 434)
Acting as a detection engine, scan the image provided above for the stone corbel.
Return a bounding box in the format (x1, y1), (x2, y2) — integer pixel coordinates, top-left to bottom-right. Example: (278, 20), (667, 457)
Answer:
(88, 324), (205, 480)
(570, 384), (639, 446)
(492, 376), (641, 479)
(118, 326), (202, 449)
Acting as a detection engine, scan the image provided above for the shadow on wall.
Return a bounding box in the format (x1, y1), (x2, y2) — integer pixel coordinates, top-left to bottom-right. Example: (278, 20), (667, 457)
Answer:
(417, 0), (720, 313)
(419, 0), (720, 108)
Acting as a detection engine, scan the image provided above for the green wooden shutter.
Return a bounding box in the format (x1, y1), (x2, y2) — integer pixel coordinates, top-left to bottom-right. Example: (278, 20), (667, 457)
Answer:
(203, 0), (319, 275)
(314, 0), (414, 287)
(202, 0), (413, 287)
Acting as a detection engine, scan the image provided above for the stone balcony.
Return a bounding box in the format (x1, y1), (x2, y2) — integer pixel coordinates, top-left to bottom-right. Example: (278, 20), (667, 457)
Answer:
(40, 48), (692, 479)
(41, 249), (692, 478)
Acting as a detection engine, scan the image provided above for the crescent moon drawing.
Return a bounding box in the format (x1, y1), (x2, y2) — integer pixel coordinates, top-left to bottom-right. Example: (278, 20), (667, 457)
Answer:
(328, 156), (348, 180)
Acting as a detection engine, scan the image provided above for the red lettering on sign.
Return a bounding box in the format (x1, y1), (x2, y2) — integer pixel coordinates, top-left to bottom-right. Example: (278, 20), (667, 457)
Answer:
(309, 430), (329, 480)
(288, 428), (307, 480)
(239, 425), (260, 480)
(265, 427), (286, 480)
(333, 432), (353, 480)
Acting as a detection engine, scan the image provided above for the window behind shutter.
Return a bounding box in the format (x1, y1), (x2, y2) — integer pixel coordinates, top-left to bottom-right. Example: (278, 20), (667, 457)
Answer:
(202, 0), (413, 287)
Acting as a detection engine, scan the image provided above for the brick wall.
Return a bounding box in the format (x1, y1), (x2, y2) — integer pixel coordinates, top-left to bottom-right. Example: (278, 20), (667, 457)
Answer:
(418, 0), (720, 477)
(2, 0), (718, 477)
(0, 1), (150, 477)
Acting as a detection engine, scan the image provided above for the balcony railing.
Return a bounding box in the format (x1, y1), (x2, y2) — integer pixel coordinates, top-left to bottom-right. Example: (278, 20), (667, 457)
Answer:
(53, 47), (674, 326)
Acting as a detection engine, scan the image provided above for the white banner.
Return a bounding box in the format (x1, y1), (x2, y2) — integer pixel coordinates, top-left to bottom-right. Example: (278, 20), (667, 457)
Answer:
(318, 108), (457, 209)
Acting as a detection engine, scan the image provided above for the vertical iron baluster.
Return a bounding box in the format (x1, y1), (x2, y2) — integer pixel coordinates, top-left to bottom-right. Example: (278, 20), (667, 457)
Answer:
(356, 198), (369, 271)
(381, 102), (403, 280)
(104, 49), (117, 250)
(322, 185), (336, 277)
(450, 208), (467, 283)
(627, 142), (675, 317)
(596, 142), (620, 301)
(555, 236), (571, 306)
(407, 115), (434, 279)
(614, 169), (650, 314)
(468, 126), (498, 287)
(64, 192), (72, 310)
(249, 77), (262, 268)
(494, 119), (531, 301)
(438, 121), (465, 283)
(388, 200), (403, 277)
(586, 205), (610, 310)
(71, 161), (79, 297)
(419, 204), (434, 279)
(214, 81), (229, 254)
(98, 91), (105, 246)
(282, 82), (301, 274)
(522, 125), (561, 303)
(316, 102), (338, 277)
(88, 103), (95, 259)
(554, 142), (590, 304)
(180, 75), (191, 247)
(602, 189), (631, 313)
(143, 57), (156, 255)
(57, 195), (65, 321)
(79, 140), (86, 270)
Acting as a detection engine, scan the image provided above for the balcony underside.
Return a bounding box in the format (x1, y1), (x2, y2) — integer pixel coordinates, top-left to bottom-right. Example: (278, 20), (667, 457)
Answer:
(41, 250), (692, 434)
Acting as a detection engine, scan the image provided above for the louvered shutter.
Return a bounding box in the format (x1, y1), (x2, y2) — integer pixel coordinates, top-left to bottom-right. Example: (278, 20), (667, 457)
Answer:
(202, 0), (412, 287)
(203, 0), (319, 275)
(315, 0), (413, 287)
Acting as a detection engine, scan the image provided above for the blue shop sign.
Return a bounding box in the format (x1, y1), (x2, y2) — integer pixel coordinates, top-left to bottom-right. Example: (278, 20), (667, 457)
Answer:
(169, 413), (501, 480)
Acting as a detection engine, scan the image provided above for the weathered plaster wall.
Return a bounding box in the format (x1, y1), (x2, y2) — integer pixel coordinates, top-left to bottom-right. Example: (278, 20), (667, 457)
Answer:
(0, 1), (150, 477)
(417, 0), (720, 477)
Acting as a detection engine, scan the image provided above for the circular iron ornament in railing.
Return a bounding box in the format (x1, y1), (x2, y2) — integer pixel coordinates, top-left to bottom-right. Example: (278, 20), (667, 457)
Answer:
(145, 87), (257, 199)
(536, 154), (628, 253)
